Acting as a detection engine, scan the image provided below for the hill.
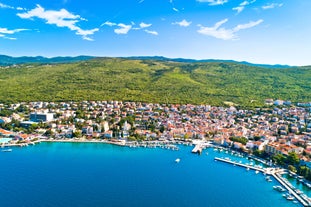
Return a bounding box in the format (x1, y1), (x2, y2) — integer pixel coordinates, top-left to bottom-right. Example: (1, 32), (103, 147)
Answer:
(0, 55), (95, 66)
(0, 57), (310, 106)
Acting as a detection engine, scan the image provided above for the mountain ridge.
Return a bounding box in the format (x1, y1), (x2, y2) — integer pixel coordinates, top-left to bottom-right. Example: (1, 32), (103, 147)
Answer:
(0, 55), (95, 66)
(0, 54), (294, 68)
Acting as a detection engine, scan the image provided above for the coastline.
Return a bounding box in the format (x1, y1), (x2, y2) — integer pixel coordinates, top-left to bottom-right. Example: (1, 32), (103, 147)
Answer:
(3, 138), (311, 206)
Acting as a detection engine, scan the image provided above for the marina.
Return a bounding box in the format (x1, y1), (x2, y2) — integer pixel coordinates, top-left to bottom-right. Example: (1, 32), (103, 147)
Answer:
(215, 156), (311, 207)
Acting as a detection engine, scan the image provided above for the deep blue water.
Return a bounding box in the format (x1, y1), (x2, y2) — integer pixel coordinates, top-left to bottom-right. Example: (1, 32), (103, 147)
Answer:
(0, 143), (302, 207)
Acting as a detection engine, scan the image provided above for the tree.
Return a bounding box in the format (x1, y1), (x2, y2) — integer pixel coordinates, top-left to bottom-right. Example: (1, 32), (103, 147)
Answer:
(72, 131), (82, 138)
(272, 153), (286, 166)
(286, 152), (300, 166)
(288, 165), (297, 173)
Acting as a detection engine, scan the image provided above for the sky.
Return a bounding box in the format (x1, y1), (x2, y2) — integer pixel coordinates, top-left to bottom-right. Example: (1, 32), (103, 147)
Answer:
(0, 0), (310, 66)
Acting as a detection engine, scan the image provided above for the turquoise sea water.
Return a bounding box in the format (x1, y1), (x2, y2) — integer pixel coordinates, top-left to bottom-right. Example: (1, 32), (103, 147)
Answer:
(0, 143), (303, 207)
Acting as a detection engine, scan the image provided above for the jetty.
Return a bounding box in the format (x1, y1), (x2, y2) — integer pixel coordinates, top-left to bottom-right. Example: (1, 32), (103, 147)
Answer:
(192, 144), (203, 154)
(214, 157), (265, 173)
(191, 141), (213, 154)
(214, 157), (311, 207)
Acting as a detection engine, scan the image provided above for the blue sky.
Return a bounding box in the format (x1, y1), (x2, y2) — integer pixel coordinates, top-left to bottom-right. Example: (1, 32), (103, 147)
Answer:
(0, 0), (310, 66)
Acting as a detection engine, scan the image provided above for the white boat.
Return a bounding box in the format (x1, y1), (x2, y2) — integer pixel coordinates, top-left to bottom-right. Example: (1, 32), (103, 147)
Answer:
(255, 170), (259, 174)
(273, 185), (286, 192)
(2, 149), (12, 152)
(266, 176), (272, 182)
(286, 195), (295, 201)
(175, 158), (181, 163)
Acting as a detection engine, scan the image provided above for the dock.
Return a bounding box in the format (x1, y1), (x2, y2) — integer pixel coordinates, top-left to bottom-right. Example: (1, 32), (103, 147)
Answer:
(214, 157), (311, 207)
(191, 141), (213, 154)
(192, 144), (203, 154)
(214, 157), (265, 173)
(273, 173), (311, 206)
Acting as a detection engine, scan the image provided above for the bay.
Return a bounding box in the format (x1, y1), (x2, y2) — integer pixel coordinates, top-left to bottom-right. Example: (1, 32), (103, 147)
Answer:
(0, 142), (301, 207)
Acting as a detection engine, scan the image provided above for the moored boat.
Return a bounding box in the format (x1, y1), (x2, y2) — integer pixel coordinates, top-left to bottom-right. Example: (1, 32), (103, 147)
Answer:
(273, 185), (286, 192)
(286, 195), (295, 201)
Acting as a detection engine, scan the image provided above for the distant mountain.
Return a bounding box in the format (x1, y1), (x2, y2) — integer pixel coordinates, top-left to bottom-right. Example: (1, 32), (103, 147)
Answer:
(0, 55), (293, 68)
(0, 55), (95, 66)
(125, 56), (292, 68)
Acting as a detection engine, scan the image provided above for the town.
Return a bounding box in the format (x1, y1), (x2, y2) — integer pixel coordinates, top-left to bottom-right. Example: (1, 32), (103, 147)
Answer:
(1, 99), (311, 174)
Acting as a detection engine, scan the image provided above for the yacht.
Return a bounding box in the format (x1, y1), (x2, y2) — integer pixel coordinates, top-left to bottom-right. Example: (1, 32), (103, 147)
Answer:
(286, 195), (295, 201)
(265, 176), (272, 182)
(2, 149), (12, 152)
(175, 158), (181, 163)
(273, 185), (286, 192)
(255, 170), (259, 174)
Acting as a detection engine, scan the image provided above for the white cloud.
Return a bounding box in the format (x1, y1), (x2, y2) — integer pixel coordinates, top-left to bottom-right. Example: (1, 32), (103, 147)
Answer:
(233, 0), (256, 14)
(173, 19), (192, 27)
(104, 21), (157, 36)
(197, 18), (263, 40)
(17, 4), (98, 41)
(0, 28), (28, 34)
(0, 2), (14, 9)
(233, 19), (263, 31)
(262, 3), (283, 10)
(16, 7), (26, 11)
(0, 27), (28, 40)
(101, 21), (117, 27)
(114, 23), (132, 34)
(196, 0), (228, 6)
(139, 22), (152, 28)
(144, 29), (158, 35)
(232, 6), (244, 14)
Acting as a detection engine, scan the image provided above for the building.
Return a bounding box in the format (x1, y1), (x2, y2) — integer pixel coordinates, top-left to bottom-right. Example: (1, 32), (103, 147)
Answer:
(30, 112), (54, 122)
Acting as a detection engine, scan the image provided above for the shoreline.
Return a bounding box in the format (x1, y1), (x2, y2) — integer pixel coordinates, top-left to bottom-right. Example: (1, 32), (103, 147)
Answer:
(3, 138), (311, 206)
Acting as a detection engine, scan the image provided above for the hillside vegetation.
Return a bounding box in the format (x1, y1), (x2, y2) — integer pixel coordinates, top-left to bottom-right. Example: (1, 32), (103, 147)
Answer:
(0, 57), (310, 106)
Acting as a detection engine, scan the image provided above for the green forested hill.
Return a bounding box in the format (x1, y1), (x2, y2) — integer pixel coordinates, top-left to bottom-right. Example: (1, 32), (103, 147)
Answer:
(0, 57), (310, 106)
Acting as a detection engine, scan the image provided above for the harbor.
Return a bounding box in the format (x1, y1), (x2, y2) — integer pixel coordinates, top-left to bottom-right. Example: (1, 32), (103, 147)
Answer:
(215, 156), (311, 207)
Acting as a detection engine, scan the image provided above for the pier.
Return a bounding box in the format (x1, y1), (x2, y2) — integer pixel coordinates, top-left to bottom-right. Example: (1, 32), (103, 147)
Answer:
(192, 144), (203, 154)
(214, 157), (265, 173)
(191, 141), (213, 154)
(215, 157), (311, 207)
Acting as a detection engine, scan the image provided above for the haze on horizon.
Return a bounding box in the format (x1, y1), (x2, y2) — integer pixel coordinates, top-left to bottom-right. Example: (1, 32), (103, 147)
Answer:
(0, 0), (310, 66)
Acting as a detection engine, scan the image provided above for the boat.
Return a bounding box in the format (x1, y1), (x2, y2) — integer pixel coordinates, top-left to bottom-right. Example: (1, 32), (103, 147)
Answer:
(265, 176), (272, 182)
(273, 185), (286, 192)
(246, 167), (250, 171)
(286, 195), (295, 201)
(294, 189), (303, 194)
(255, 170), (259, 174)
(175, 158), (181, 163)
(2, 149), (12, 152)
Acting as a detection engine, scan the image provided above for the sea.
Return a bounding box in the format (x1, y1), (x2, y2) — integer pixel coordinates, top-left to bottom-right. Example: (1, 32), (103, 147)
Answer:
(0, 142), (306, 207)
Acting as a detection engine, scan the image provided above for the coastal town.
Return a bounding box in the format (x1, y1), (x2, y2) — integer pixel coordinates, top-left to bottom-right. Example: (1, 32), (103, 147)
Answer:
(2, 99), (311, 205)
(1, 99), (311, 157)
(1, 99), (311, 159)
